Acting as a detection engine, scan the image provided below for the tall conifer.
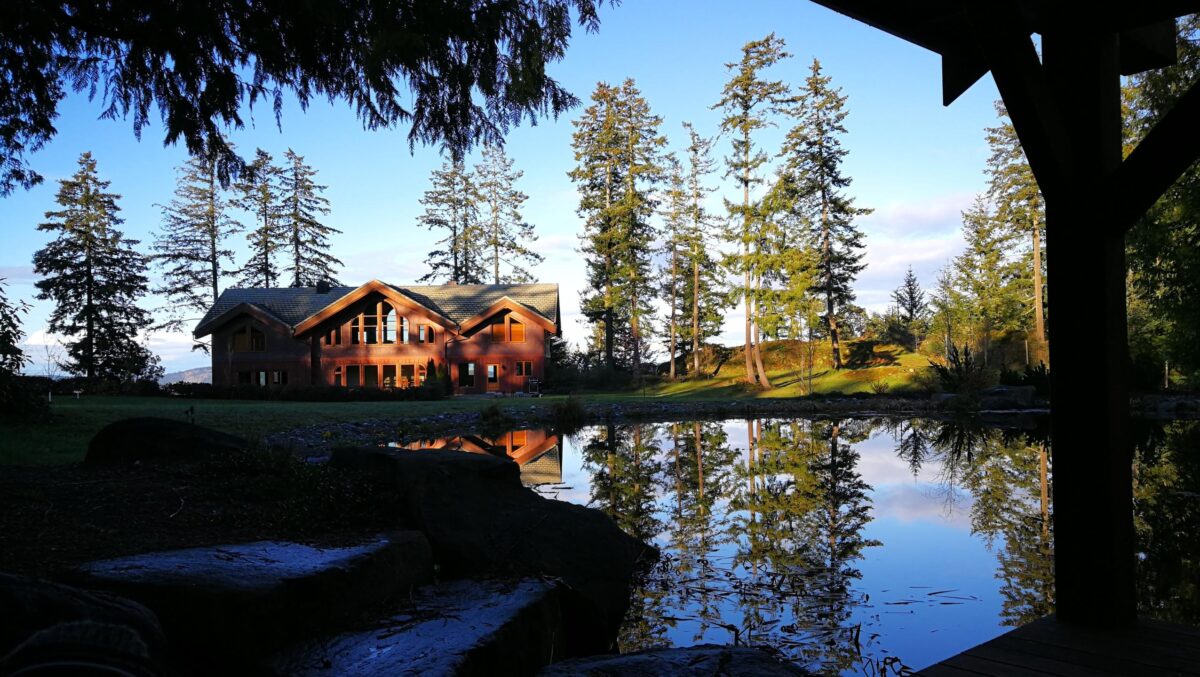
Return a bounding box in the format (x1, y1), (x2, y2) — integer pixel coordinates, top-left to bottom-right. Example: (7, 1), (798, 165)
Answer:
(151, 145), (240, 339)
(234, 149), (285, 288)
(680, 123), (725, 377)
(713, 34), (791, 387)
(33, 152), (161, 381)
(474, 144), (543, 283)
(281, 149), (342, 287)
(782, 59), (869, 369)
(418, 159), (485, 284)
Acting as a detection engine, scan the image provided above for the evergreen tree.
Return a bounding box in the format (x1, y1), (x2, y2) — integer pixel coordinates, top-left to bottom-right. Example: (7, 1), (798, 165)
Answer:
(953, 197), (1027, 365)
(985, 102), (1046, 349)
(234, 149), (285, 288)
(473, 143), (543, 283)
(660, 155), (688, 378)
(151, 145), (240, 340)
(418, 159), (485, 284)
(572, 80), (665, 373)
(680, 123), (725, 377)
(782, 59), (869, 370)
(280, 149), (342, 287)
(713, 34), (791, 388)
(0, 278), (29, 376)
(32, 152), (161, 382)
(890, 266), (928, 350)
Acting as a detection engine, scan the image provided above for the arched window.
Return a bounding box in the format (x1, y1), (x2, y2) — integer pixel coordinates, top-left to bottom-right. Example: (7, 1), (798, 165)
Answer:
(231, 326), (265, 352)
(381, 303), (395, 344)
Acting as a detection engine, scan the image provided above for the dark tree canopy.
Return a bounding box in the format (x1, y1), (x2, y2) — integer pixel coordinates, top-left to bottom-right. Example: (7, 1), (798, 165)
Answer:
(0, 0), (605, 196)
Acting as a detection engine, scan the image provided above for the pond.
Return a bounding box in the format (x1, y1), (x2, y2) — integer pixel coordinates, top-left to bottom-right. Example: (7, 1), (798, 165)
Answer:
(392, 417), (1199, 674)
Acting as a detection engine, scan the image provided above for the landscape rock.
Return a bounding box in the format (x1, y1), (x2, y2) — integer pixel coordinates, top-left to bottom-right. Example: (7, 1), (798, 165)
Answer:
(85, 416), (250, 464)
(1, 621), (159, 676)
(65, 531), (432, 665)
(0, 572), (165, 664)
(270, 578), (563, 676)
(330, 448), (656, 656)
(539, 644), (809, 676)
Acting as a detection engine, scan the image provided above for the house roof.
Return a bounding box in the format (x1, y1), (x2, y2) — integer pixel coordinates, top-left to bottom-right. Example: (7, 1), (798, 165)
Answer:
(194, 282), (560, 338)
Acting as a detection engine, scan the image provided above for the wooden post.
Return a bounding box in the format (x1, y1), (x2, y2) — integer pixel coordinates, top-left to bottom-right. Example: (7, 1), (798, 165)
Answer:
(1042, 15), (1135, 626)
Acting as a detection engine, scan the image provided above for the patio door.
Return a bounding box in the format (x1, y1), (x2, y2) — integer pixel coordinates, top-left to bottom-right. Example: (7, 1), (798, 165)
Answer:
(486, 363), (500, 392)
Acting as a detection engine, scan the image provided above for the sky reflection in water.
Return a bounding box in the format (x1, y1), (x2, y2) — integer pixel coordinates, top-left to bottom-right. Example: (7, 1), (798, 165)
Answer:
(517, 416), (1199, 676)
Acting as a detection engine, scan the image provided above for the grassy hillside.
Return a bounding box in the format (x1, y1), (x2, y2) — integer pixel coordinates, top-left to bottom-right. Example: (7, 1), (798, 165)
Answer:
(646, 339), (934, 399)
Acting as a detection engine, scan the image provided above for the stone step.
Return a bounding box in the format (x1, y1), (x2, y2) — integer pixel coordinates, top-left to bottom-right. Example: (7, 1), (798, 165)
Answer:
(269, 577), (564, 676)
(539, 644), (810, 676)
(65, 531), (432, 666)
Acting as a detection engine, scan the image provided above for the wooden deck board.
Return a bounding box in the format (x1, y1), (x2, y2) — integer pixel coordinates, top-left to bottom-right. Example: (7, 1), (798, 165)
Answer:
(919, 616), (1200, 676)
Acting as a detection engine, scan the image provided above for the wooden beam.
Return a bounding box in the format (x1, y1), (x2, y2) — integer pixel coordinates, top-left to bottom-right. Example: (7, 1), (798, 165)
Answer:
(964, 4), (1068, 203)
(1111, 77), (1200, 230)
(1119, 20), (1178, 75)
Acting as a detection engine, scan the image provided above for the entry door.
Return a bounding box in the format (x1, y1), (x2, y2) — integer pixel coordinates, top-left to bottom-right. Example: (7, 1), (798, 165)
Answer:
(486, 363), (500, 392)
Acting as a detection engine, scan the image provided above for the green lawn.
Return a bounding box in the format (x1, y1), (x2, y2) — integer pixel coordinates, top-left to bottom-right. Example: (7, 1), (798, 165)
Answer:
(2, 342), (933, 465)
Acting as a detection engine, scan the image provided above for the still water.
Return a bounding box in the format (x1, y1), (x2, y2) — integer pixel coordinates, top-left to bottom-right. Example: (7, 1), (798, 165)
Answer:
(472, 416), (1196, 675)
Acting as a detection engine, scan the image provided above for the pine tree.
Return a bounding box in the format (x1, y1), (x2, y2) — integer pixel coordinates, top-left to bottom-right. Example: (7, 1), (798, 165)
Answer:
(234, 149), (286, 288)
(280, 149), (342, 287)
(891, 266), (928, 351)
(572, 80), (665, 373)
(418, 159), (485, 285)
(473, 143), (543, 283)
(151, 146), (240, 341)
(680, 123), (725, 377)
(782, 58), (869, 370)
(713, 34), (791, 388)
(985, 102), (1046, 348)
(32, 152), (161, 382)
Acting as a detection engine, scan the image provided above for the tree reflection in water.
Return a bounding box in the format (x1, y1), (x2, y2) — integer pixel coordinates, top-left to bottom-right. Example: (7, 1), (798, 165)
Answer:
(560, 416), (1198, 674)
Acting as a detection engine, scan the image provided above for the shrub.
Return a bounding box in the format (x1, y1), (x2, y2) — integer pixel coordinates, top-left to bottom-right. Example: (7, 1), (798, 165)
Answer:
(478, 403), (514, 436)
(928, 344), (991, 394)
(551, 396), (587, 434)
(0, 374), (50, 423)
(163, 382), (444, 402)
(999, 361), (1051, 397)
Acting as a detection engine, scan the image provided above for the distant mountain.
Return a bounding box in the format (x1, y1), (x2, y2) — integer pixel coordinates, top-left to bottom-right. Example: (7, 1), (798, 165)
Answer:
(159, 367), (212, 384)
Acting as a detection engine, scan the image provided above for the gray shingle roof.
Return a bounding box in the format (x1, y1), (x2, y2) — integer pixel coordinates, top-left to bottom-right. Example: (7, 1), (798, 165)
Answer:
(194, 282), (559, 337)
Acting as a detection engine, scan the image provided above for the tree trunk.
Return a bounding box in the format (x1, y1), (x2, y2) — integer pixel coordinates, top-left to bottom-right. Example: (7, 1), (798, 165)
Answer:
(693, 249), (701, 377)
(752, 273), (773, 388)
(694, 421), (704, 506)
(826, 292), (842, 369)
(669, 241), (678, 379)
(631, 291), (641, 379)
(742, 144), (755, 384)
(1031, 210), (1046, 350)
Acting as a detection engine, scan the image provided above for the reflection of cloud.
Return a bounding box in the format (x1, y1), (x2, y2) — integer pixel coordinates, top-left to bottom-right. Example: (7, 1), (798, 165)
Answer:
(871, 483), (973, 530)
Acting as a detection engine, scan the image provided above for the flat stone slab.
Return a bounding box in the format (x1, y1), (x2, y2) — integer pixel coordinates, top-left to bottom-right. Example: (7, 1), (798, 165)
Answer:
(539, 644), (809, 676)
(67, 531), (432, 664)
(270, 578), (563, 676)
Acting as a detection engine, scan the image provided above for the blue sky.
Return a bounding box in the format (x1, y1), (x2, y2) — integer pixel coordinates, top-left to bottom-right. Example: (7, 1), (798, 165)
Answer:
(0, 1), (1004, 374)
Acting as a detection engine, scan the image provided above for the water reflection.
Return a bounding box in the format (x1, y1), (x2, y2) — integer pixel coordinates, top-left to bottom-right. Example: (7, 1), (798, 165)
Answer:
(389, 430), (562, 486)
(536, 417), (1198, 675)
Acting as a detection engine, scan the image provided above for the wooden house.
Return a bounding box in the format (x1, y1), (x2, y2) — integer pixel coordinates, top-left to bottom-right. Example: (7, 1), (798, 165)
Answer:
(194, 280), (560, 395)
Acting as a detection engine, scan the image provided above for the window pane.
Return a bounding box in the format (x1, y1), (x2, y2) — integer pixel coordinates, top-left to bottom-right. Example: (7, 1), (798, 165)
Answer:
(333, 367), (343, 387)
(400, 364), (414, 388)
(458, 363), (475, 387)
(363, 365), (378, 387)
(419, 325), (427, 343)
(510, 322), (525, 342)
(363, 311), (378, 344)
(237, 370), (251, 385)
(487, 364), (498, 383)
(351, 316), (360, 344)
(383, 365), (397, 388)
(347, 366), (360, 387)
(492, 323), (506, 342)
(402, 317), (410, 344)
(232, 328), (249, 352)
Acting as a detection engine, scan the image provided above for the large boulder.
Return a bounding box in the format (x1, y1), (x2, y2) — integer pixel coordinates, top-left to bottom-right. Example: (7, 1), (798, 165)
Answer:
(271, 578), (564, 676)
(65, 532), (431, 666)
(978, 386), (1036, 409)
(330, 448), (657, 657)
(85, 417), (250, 464)
(0, 572), (165, 665)
(539, 644), (809, 676)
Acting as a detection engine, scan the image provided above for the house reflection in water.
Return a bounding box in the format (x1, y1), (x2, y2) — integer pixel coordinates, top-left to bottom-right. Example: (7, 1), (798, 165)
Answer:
(389, 429), (562, 486)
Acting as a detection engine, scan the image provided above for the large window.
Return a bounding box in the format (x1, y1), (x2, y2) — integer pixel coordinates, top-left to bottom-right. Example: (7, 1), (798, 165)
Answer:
(362, 312), (378, 344)
(382, 365), (397, 388)
(350, 316), (360, 344)
(458, 362), (475, 387)
(515, 361), (533, 376)
(346, 365), (361, 387)
(418, 324), (431, 343)
(491, 322), (506, 342)
(231, 326), (266, 352)
(490, 319), (525, 342)
(381, 303), (395, 344)
(363, 365), (378, 388)
(400, 364), (415, 388)
(510, 321), (525, 342)
(487, 364), (499, 384)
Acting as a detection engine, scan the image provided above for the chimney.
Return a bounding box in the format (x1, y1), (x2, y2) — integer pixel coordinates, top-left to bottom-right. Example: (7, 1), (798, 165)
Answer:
(316, 280), (331, 294)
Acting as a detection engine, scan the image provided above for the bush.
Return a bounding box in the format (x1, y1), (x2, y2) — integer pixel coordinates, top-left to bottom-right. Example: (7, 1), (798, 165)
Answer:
(1000, 361), (1051, 397)
(0, 374), (50, 423)
(478, 403), (515, 436)
(929, 344), (991, 394)
(551, 396), (587, 434)
(162, 382), (444, 402)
